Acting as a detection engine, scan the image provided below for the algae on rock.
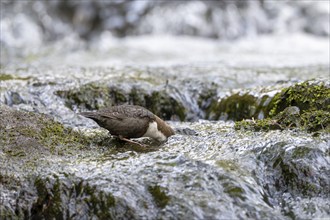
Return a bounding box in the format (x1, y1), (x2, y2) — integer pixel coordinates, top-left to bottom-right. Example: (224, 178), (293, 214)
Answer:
(0, 105), (130, 219)
(0, 105), (93, 156)
(235, 80), (330, 133)
(269, 81), (330, 116)
(56, 82), (187, 121)
(56, 83), (125, 111)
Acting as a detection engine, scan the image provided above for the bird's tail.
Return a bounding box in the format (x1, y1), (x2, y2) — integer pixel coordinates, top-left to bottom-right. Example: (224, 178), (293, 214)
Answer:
(79, 112), (100, 120)
(174, 127), (198, 136)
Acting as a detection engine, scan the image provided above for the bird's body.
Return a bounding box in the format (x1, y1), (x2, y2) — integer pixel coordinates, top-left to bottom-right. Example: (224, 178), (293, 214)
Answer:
(80, 105), (175, 144)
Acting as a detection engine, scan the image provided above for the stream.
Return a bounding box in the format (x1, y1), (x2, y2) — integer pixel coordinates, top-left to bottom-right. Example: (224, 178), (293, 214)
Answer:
(1, 1), (329, 219)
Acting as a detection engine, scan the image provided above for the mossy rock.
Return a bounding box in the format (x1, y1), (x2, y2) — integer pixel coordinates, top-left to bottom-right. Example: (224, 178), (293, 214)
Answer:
(56, 83), (186, 121)
(0, 105), (93, 159)
(29, 176), (117, 219)
(234, 118), (281, 132)
(301, 110), (330, 132)
(269, 81), (330, 116)
(0, 106), (141, 219)
(128, 86), (147, 106)
(56, 83), (127, 110)
(148, 185), (170, 208)
(31, 177), (63, 219)
(217, 93), (257, 121)
(257, 142), (329, 197)
(0, 73), (32, 81)
(235, 80), (330, 133)
(205, 93), (271, 121)
(0, 73), (15, 81)
(236, 107), (329, 133)
(145, 90), (186, 121)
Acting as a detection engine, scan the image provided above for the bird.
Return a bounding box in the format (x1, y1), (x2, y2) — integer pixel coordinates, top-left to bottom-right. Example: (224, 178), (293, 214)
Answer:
(80, 105), (175, 146)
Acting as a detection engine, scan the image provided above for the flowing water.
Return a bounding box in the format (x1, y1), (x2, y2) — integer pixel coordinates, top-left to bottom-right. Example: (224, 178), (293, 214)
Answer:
(1, 1), (329, 219)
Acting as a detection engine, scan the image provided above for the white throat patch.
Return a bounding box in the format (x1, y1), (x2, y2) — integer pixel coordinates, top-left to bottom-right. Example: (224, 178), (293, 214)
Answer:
(143, 121), (167, 142)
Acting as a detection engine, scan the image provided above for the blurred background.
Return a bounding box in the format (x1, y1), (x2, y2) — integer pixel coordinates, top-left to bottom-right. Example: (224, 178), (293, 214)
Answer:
(1, 0), (329, 67)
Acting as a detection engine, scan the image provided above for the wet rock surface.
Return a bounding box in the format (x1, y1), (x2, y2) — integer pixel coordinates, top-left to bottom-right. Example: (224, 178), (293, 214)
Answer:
(1, 6), (329, 216)
(235, 80), (330, 133)
(0, 104), (329, 219)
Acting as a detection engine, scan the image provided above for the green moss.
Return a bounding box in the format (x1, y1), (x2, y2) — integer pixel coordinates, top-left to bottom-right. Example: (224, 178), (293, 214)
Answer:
(83, 183), (116, 219)
(128, 86), (147, 106)
(57, 83), (129, 111)
(109, 86), (127, 104)
(218, 93), (257, 120)
(0, 106), (96, 160)
(148, 185), (170, 208)
(32, 176), (63, 219)
(206, 94), (257, 121)
(269, 81), (330, 116)
(31, 177), (117, 219)
(236, 108), (329, 133)
(0, 107), (127, 218)
(290, 146), (313, 159)
(235, 80), (330, 133)
(223, 181), (246, 200)
(145, 90), (186, 121)
(259, 143), (326, 197)
(0, 73), (32, 81)
(37, 118), (91, 148)
(204, 92), (271, 121)
(56, 82), (186, 121)
(56, 83), (114, 110)
(0, 74), (14, 81)
(301, 110), (330, 133)
(26, 114), (91, 148)
(235, 118), (281, 132)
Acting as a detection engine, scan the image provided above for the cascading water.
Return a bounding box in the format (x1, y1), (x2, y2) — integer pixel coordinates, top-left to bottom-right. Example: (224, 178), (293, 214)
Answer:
(1, 1), (329, 219)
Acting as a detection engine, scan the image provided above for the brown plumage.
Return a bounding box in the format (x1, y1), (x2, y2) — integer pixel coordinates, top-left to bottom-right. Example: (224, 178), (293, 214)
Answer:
(80, 105), (175, 145)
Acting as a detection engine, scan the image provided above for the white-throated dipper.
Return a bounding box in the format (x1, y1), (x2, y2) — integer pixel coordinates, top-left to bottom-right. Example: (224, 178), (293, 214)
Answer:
(80, 105), (175, 146)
